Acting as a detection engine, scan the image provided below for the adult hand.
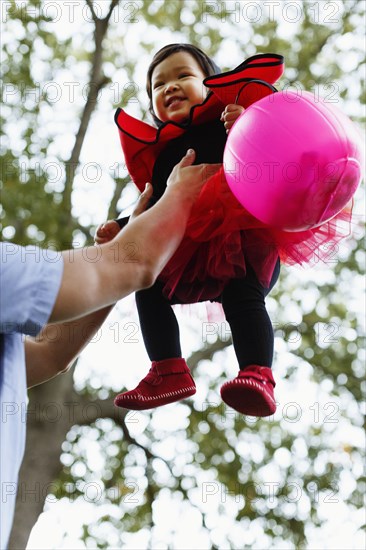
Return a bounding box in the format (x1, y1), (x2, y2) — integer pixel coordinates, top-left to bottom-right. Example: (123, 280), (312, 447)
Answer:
(166, 149), (222, 203)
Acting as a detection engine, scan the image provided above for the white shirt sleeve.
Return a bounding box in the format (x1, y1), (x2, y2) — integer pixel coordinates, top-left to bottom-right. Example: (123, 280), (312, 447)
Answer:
(0, 242), (64, 336)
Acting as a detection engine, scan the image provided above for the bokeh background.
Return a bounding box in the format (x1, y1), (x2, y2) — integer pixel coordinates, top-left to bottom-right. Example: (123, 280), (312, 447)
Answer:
(1, 1), (365, 548)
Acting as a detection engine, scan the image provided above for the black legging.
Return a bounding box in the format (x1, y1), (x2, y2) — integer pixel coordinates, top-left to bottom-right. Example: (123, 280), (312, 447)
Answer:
(135, 259), (280, 369)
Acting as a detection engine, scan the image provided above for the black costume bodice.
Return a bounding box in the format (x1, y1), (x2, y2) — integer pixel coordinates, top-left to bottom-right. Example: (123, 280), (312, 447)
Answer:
(150, 119), (227, 205)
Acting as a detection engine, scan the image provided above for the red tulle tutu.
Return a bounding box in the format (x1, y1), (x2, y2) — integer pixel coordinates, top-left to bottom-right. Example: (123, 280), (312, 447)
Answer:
(158, 167), (352, 302)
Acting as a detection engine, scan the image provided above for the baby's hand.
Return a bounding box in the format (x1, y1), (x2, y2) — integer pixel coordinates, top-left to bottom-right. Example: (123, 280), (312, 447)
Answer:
(220, 104), (245, 134)
(94, 219), (120, 244)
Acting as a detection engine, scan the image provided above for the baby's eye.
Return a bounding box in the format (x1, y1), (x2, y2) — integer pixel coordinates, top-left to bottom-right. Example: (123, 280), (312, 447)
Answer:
(179, 73), (190, 79)
(153, 81), (164, 89)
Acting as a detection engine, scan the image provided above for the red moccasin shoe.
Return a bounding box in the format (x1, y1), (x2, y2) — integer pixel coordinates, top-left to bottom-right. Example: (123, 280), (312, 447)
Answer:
(220, 365), (276, 417)
(114, 358), (196, 410)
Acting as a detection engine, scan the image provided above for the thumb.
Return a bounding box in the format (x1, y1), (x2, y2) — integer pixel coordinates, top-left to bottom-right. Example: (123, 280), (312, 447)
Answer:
(179, 148), (196, 167)
(131, 182), (153, 219)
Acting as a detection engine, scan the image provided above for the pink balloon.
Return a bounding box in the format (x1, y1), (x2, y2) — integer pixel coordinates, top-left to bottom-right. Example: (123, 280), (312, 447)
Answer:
(223, 90), (364, 231)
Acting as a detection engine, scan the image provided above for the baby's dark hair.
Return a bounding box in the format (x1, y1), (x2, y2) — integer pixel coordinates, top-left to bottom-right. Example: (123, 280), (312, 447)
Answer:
(146, 43), (220, 124)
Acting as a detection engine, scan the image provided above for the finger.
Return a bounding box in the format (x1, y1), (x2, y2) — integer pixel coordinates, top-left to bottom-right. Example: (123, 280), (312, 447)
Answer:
(134, 183), (153, 214)
(131, 183), (153, 217)
(226, 103), (243, 112)
(179, 148), (196, 167)
(221, 106), (231, 119)
(222, 105), (244, 119)
(225, 103), (240, 113)
(223, 112), (241, 123)
(141, 182), (153, 197)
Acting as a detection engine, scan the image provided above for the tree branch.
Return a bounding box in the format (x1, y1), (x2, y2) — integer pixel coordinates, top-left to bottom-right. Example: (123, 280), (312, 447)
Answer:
(106, 0), (121, 22)
(120, 416), (167, 466)
(85, 0), (98, 22)
(75, 395), (174, 473)
(63, 75), (110, 208)
(63, 10), (111, 215)
(107, 176), (131, 220)
(187, 338), (231, 370)
(85, 0), (121, 24)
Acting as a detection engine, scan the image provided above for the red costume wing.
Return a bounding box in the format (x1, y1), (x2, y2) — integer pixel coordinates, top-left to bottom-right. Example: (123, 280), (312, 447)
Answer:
(204, 53), (284, 107)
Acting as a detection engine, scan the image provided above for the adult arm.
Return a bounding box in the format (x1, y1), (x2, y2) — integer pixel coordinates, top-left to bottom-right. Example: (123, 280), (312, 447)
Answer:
(50, 150), (220, 323)
(25, 151), (221, 386)
(25, 306), (113, 387)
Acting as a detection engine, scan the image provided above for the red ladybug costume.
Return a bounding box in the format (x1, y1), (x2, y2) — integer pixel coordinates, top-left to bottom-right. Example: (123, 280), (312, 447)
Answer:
(113, 53), (351, 415)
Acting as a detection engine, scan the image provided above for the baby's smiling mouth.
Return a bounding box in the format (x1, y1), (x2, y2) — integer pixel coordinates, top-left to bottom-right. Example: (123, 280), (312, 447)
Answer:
(165, 96), (186, 108)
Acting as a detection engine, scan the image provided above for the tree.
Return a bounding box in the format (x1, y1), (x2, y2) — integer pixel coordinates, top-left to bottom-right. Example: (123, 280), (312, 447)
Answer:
(1, 1), (364, 548)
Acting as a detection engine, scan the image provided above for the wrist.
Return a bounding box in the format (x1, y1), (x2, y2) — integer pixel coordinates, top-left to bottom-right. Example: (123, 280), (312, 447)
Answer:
(165, 183), (196, 207)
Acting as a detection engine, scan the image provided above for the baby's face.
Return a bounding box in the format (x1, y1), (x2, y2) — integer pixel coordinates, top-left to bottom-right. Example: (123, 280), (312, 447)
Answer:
(151, 51), (207, 124)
